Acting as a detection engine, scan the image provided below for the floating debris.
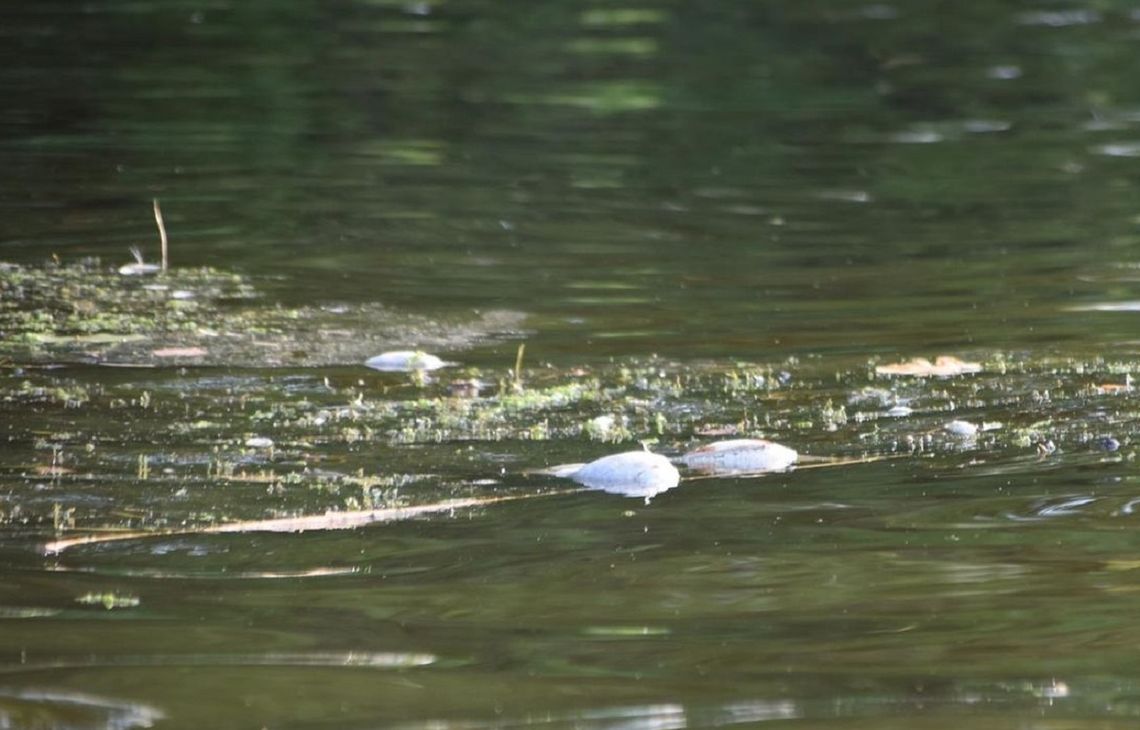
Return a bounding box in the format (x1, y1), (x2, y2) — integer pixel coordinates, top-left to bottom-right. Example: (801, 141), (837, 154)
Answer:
(583, 414), (631, 442)
(447, 378), (485, 398)
(75, 592), (140, 610)
(41, 492), (570, 554)
(364, 350), (451, 372)
(945, 420), (979, 437)
(547, 450), (680, 500)
(1094, 374), (1133, 394)
(120, 200), (170, 275)
(152, 346), (208, 358)
(680, 438), (799, 475)
(244, 436), (274, 449)
(0, 258), (524, 367)
(117, 246), (161, 276)
(1094, 436), (1120, 452)
(876, 356), (982, 377)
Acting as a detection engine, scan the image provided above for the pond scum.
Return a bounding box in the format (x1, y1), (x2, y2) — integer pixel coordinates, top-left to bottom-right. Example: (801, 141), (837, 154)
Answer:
(0, 257), (524, 367)
(1, 257), (1139, 545)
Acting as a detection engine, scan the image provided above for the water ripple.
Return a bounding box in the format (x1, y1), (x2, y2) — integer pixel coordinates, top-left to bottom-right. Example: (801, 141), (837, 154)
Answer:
(0, 689), (163, 730)
(0, 652), (437, 674)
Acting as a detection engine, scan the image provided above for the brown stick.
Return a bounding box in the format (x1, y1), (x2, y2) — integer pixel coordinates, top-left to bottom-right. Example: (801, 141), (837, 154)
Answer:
(513, 343), (526, 387)
(153, 199), (168, 271)
(41, 490), (580, 555)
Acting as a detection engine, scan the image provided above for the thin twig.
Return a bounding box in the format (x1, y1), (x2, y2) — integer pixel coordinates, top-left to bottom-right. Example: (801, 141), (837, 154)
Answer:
(682, 452), (904, 481)
(513, 343), (526, 386)
(153, 199), (168, 271)
(41, 490), (579, 555)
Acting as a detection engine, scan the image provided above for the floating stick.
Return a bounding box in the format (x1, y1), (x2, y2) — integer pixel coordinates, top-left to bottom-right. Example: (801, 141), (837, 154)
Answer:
(514, 343), (526, 386)
(41, 490), (579, 555)
(682, 452), (904, 482)
(40, 454), (902, 554)
(153, 199), (168, 271)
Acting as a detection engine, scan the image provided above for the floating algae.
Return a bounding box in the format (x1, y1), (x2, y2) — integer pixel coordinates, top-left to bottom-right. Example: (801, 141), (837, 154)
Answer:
(0, 258), (524, 367)
(8, 334), (1140, 550)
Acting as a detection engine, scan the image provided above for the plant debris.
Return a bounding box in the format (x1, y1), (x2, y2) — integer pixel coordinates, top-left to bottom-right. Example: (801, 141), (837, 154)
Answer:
(875, 355), (983, 377)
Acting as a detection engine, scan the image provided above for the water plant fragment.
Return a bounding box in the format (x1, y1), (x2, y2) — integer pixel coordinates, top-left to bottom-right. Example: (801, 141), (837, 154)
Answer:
(75, 592), (140, 610)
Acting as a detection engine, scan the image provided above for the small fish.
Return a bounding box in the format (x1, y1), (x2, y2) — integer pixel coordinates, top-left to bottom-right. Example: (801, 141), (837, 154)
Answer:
(364, 350), (451, 372)
(680, 438), (798, 474)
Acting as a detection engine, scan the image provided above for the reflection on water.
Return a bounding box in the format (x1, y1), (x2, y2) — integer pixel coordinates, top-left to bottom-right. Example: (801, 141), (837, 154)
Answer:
(393, 682), (1101, 730)
(0, 689), (163, 730)
(1, 652), (437, 673)
(4, 0), (1140, 363)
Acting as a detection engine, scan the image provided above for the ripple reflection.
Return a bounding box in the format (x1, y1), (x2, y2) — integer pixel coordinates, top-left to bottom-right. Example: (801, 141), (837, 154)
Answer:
(0, 689), (163, 730)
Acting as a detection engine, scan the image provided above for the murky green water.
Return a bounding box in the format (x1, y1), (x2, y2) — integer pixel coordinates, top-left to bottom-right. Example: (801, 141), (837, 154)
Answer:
(6, 1), (1140, 728)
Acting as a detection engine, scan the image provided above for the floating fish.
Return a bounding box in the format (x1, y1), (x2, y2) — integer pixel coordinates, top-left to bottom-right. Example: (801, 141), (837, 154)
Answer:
(364, 350), (451, 372)
(546, 450), (680, 500)
(944, 420), (978, 436)
(680, 438), (798, 475)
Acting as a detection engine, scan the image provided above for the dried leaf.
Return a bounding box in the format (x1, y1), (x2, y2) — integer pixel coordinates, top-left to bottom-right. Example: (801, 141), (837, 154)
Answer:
(875, 355), (982, 377)
(152, 347), (209, 358)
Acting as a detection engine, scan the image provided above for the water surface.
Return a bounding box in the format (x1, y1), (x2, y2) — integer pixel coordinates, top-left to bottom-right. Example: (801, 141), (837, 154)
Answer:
(4, 1), (1140, 728)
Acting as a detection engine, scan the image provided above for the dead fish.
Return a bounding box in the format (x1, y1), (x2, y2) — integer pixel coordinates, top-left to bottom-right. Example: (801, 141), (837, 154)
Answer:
(944, 420), (978, 437)
(118, 246), (162, 276)
(364, 350), (451, 372)
(680, 438), (798, 474)
(546, 450), (680, 500)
